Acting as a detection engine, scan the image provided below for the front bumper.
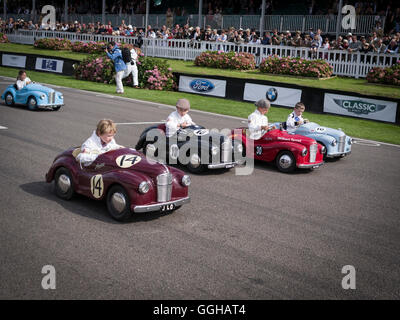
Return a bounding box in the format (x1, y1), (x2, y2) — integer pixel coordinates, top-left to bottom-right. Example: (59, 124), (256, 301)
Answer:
(207, 161), (238, 169)
(326, 151), (351, 158)
(297, 161), (324, 169)
(132, 197), (190, 213)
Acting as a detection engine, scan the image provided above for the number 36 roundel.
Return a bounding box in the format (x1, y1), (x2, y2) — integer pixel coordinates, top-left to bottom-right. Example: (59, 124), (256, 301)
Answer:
(115, 154), (142, 168)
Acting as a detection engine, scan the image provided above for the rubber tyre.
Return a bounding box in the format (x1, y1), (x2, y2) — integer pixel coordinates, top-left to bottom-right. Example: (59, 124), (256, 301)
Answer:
(186, 152), (206, 174)
(53, 105), (62, 111)
(106, 185), (132, 222)
(318, 142), (328, 160)
(275, 151), (296, 173)
(5, 93), (14, 106)
(54, 167), (74, 200)
(27, 96), (38, 111)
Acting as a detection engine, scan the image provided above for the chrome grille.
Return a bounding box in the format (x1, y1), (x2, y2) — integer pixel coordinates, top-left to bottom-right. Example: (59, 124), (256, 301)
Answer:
(309, 144), (317, 163)
(338, 135), (346, 153)
(156, 172), (172, 202)
(221, 138), (232, 163)
(49, 92), (55, 104)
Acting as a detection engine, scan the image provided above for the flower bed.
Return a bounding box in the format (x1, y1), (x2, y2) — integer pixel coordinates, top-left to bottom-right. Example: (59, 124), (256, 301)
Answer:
(74, 53), (176, 90)
(34, 38), (72, 50)
(367, 62), (400, 86)
(194, 51), (256, 70)
(0, 33), (9, 43)
(259, 56), (333, 78)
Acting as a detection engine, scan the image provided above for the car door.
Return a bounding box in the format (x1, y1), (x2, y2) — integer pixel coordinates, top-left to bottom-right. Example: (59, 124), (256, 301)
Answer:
(78, 154), (110, 200)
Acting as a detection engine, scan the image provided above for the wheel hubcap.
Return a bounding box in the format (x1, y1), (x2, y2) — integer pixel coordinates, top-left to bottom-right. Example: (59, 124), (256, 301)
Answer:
(6, 95), (13, 104)
(279, 155), (293, 169)
(29, 98), (36, 106)
(111, 192), (126, 213)
(57, 174), (71, 193)
(190, 153), (201, 168)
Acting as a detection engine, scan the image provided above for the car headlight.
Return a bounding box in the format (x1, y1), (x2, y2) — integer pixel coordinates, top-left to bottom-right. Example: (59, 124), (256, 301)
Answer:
(138, 181), (150, 194)
(301, 147), (308, 156)
(181, 175), (191, 187)
(235, 143), (243, 153)
(58, 94), (63, 99)
(211, 145), (219, 156)
(331, 139), (337, 146)
(348, 138), (353, 145)
(321, 146), (326, 154)
(40, 94), (46, 100)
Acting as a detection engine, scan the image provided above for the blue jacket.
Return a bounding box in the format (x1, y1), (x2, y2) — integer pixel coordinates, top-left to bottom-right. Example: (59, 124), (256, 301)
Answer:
(106, 45), (127, 72)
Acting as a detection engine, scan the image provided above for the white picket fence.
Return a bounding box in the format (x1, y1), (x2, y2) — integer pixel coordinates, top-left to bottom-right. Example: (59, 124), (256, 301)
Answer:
(5, 30), (399, 79)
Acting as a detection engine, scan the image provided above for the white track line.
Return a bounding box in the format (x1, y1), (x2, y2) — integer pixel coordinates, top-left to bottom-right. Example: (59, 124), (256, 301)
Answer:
(115, 121), (165, 125)
(0, 126), (8, 129)
(1, 75), (399, 148)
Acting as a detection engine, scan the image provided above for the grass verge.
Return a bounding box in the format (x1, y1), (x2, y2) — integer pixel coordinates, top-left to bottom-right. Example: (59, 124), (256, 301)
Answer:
(0, 66), (399, 145)
(1, 43), (399, 99)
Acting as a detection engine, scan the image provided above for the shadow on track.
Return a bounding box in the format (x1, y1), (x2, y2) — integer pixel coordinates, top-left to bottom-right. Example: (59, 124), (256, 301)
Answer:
(20, 181), (181, 224)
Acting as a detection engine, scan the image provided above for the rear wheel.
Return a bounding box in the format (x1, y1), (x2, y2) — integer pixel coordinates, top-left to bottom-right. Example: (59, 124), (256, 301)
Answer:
(5, 93), (14, 106)
(276, 151), (296, 173)
(106, 185), (132, 221)
(54, 167), (74, 200)
(27, 96), (38, 111)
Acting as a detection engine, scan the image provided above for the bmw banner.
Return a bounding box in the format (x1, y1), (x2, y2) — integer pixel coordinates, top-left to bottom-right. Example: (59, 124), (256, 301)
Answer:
(243, 83), (302, 108)
(35, 57), (64, 73)
(179, 76), (227, 97)
(324, 93), (397, 123)
(2, 54), (27, 68)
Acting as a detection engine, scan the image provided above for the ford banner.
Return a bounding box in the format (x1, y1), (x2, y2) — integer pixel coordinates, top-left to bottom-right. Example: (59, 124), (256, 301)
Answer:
(2, 54), (27, 68)
(324, 93), (397, 123)
(179, 76), (226, 97)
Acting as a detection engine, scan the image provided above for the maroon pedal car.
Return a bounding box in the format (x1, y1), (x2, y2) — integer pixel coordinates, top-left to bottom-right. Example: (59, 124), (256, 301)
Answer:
(46, 147), (191, 221)
(231, 127), (325, 173)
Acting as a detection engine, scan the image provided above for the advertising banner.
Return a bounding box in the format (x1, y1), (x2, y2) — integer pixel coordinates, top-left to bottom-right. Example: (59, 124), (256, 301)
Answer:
(178, 76), (226, 97)
(35, 57), (64, 73)
(324, 93), (397, 123)
(2, 54), (27, 68)
(243, 83), (302, 108)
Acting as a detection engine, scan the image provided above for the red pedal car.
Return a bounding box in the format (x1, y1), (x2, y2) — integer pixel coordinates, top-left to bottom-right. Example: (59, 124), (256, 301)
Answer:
(231, 127), (325, 173)
(46, 147), (191, 221)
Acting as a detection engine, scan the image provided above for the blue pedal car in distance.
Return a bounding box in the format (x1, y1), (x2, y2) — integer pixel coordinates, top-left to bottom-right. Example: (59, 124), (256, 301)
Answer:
(273, 121), (352, 159)
(1, 83), (64, 111)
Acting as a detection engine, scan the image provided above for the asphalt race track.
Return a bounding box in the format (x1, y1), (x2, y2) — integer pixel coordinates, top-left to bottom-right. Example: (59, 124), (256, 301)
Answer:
(0, 79), (399, 299)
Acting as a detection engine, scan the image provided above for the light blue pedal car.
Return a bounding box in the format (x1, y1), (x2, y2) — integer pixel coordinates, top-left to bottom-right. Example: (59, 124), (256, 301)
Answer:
(1, 83), (64, 111)
(273, 121), (352, 159)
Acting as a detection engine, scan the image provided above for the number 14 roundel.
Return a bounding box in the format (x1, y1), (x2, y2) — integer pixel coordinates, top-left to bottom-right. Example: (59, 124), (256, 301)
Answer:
(116, 154), (142, 168)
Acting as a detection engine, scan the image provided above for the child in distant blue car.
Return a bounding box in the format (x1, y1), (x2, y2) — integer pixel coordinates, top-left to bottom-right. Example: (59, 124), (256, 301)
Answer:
(15, 70), (32, 90)
(286, 102), (306, 131)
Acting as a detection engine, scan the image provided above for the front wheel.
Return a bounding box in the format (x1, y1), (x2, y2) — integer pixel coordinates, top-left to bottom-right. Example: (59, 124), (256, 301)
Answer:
(53, 105), (62, 111)
(106, 185), (132, 221)
(186, 153), (206, 174)
(275, 151), (296, 173)
(27, 96), (38, 111)
(54, 167), (74, 200)
(5, 93), (14, 106)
